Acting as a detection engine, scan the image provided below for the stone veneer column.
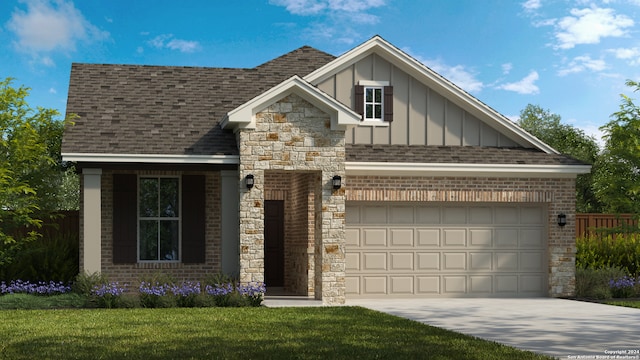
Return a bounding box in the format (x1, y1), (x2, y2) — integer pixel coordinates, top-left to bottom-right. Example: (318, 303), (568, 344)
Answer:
(237, 93), (346, 304)
(82, 168), (102, 274)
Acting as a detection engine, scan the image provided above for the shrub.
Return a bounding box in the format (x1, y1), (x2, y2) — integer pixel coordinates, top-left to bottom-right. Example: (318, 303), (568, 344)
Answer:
(139, 281), (174, 308)
(91, 282), (128, 308)
(238, 282), (266, 307)
(576, 234), (640, 276)
(575, 266), (627, 299)
(0, 280), (71, 296)
(205, 282), (235, 307)
(72, 272), (108, 296)
(170, 281), (201, 307)
(608, 276), (638, 298)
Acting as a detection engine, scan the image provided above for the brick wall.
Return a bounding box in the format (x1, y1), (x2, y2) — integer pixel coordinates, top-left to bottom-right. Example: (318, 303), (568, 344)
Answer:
(79, 169), (222, 285)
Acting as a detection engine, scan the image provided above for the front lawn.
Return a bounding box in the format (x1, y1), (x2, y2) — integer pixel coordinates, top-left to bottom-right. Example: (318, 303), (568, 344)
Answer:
(0, 306), (552, 360)
(604, 299), (640, 309)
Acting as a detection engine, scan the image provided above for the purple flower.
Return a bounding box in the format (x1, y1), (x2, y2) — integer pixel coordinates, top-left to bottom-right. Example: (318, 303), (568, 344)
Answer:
(0, 280), (71, 296)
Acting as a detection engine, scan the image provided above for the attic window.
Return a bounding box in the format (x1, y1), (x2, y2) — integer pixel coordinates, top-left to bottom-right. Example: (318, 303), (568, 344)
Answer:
(355, 81), (393, 124)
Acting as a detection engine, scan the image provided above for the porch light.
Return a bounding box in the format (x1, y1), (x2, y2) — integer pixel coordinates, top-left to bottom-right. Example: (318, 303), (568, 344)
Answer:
(245, 174), (254, 189)
(332, 175), (342, 190)
(557, 213), (567, 227)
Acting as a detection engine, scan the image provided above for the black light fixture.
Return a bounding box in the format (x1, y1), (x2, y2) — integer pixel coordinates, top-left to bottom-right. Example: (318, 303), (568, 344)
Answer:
(332, 175), (342, 190)
(557, 213), (567, 227)
(245, 174), (254, 189)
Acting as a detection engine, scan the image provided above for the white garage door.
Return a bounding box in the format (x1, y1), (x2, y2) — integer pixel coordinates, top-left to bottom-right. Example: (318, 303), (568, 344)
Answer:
(345, 203), (548, 298)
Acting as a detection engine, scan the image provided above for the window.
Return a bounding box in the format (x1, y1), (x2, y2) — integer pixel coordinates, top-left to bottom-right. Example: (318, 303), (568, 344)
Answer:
(138, 177), (180, 261)
(355, 81), (393, 123)
(364, 87), (383, 121)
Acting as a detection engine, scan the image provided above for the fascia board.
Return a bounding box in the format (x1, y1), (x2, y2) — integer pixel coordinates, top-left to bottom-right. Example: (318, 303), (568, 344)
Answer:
(305, 36), (558, 154)
(62, 153), (240, 164)
(346, 162), (592, 178)
(223, 75), (360, 131)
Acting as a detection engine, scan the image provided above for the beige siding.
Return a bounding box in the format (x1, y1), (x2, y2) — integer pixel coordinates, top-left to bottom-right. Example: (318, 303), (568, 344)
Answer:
(316, 53), (525, 147)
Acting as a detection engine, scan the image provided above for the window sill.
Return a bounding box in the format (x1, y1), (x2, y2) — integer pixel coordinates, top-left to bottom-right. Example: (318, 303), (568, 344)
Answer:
(359, 120), (390, 127)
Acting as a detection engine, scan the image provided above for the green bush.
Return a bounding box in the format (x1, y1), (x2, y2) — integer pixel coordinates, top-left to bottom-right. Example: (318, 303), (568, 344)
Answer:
(575, 266), (627, 299)
(576, 233), (640, 276)
(0, 232), (79, 282)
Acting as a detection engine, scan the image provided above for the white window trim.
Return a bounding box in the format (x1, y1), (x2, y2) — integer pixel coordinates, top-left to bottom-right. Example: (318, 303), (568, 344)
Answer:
(137, 175), (182, 263)
(358, 80), (390, 127)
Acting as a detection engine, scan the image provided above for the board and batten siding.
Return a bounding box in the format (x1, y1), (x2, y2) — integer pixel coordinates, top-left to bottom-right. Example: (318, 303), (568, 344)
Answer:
(317, 53), (521, 147)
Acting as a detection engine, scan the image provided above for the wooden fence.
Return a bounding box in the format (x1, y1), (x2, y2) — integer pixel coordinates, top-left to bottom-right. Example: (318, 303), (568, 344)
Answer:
(576, 213), (638, 238)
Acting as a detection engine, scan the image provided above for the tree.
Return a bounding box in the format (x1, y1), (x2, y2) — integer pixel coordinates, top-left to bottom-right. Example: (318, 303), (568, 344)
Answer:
(592, 80), (640, 214)
(517, 104), (601, 212)
(0, 78), (75, 266)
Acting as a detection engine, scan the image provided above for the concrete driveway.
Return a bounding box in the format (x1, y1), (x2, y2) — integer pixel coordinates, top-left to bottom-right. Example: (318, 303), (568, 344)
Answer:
(346, 298), (640, 359)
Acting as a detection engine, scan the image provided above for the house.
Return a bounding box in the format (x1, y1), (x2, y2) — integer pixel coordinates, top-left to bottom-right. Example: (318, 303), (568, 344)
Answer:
(61, 36), (590, 305)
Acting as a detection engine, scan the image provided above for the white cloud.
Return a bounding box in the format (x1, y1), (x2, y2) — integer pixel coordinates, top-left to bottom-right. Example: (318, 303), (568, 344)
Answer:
(554, 7), (633, 49)
(496, 71), (540, 94)
(148, 34), (201, 53)
(502, 63), (513, 75)
(6, 0), (109, 54)
(48, 87), (57, 94)
(269, 0), (385, 15)
(425, 59), (484, 93)
(558, 55), (607, 76)
(609, 47), (640, 65)
(522, 0), (542, 12)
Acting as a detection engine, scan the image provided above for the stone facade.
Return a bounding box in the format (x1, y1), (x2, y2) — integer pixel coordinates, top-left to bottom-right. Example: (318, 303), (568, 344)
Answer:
(237, 93), (346, 305)
(346, 175), (577, 297)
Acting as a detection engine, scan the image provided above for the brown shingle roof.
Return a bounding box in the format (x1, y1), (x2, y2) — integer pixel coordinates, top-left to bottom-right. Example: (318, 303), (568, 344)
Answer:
(346, 144), (588, 166)
(61, 46), (336, 156)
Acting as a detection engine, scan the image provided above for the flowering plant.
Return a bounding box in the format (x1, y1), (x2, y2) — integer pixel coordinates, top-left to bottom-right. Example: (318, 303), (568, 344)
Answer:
(205, 282), (235, 307)
(139, 281), (171, 308)
(0, 280), (71, 296)
(91, 282), (128, 308)
(609, 276), (637, 298)
(170, 281), (201, 307)
(237, 282), (266, 307)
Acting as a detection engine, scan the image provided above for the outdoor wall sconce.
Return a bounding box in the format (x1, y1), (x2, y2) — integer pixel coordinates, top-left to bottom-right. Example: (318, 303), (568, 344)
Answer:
(557, 213), (567, 227)
(245, 174), (254, 189)
(332, 175), (342, 190)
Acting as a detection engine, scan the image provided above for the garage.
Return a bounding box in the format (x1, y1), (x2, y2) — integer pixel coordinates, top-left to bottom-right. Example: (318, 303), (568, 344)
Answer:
(345, 203), (548, 298)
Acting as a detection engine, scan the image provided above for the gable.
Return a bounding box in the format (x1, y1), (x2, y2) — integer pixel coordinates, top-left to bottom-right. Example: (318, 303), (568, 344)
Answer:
(307, 36), (555, 153)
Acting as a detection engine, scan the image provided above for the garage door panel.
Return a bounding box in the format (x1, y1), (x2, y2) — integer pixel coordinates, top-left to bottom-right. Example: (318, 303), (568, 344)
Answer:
(443, 229), (466, 246)
(346, 203), (547, 298)
(417, 252), (440, 270)
(363, 228), (387, 246)
(390, 228), (414, 246)
(363, 252), (387, 270)
(390, 252), (414, 270)
(417, 276), (440, 294)
(346, 228), (360, 247)
(346, 252), (360, 271)
(390, 276), (414, 294)
(443, 252), (466, 270)
(363, 277), (387, 294)
(346, 205), (361, 224)
(443, 276), (467, 293)
(389, 206), (414, 224)
(495, 228), (519, 247)
(470, 229), (492, 247)
(470, 252), (492, 270)
(417, 229), (440, 246)
(470, 275), (493, 293)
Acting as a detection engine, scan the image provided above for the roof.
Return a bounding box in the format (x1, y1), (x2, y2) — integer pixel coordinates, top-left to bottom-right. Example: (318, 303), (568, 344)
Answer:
(345, 144), (587, 166)
(61, 46), (336, 156)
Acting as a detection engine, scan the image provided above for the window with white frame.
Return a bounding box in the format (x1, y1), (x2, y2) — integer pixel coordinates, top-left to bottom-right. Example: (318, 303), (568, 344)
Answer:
(364, 86), (383, 121)
(138, 177), (180, 261)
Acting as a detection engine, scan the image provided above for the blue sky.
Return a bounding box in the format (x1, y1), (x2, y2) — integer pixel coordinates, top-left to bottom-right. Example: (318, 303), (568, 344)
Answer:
(2, 0), (640, 145)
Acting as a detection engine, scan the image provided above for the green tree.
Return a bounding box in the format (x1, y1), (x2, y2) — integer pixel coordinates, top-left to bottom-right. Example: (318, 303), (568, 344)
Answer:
(518, 104), (601, 212)
(592, 80), (640, 214)
(0, 78), (75, 266)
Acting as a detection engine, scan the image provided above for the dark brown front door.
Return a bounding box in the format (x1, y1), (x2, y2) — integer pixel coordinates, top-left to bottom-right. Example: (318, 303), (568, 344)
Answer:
(264, 200), (284, 287)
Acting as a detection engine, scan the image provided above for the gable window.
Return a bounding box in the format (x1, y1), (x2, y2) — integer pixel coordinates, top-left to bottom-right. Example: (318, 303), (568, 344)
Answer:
(355, 81), (394, 124)
(139, 177), (180, 261)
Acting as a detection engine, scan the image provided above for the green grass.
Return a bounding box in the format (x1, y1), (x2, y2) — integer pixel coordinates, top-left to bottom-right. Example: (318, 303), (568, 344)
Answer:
(0, 293), (86, 309)
(0, 306), (552, 360)
(604, 299), (640, 309)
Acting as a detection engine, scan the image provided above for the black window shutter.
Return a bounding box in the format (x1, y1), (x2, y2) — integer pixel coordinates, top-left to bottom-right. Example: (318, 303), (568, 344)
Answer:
(384, 86), (394, 122)
(113, 174), (137, 264)
(354, 85), (364, 119)
(182, 175), (206, 263)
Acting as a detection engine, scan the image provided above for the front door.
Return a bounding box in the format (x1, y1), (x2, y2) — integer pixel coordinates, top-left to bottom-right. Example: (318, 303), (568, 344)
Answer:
(264, 200), (284, 287)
